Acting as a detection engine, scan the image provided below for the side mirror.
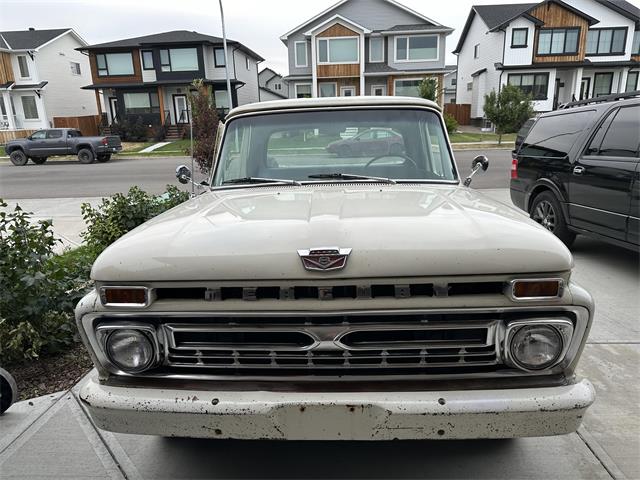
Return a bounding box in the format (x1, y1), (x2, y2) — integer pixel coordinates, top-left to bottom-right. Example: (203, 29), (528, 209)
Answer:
(464, 155), (490, 187)
(0, 367), (18, 414)
(176, 165), (192, 185)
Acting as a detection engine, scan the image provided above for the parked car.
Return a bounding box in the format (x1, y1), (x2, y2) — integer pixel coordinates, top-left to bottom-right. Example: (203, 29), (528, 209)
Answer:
(511, 93), (639, 250)
(4, 128), (122, 166)
(326, 128), (404, 157)
(514, 117), (537, 152)
(76, 97), (594, 441)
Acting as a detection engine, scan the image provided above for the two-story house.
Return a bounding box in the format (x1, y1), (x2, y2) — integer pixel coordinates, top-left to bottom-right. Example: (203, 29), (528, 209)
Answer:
(78, 30), (264, 133)
(280, 0), (453, 103)
(258, 68), (288, 101)
(0, 28), (97, 135)
(454, 0), (640, 122)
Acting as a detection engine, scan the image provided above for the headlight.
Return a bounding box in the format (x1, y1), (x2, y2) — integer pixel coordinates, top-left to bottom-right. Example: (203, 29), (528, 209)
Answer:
(509, 325), (563, 370)
(105, 329), (155, 373)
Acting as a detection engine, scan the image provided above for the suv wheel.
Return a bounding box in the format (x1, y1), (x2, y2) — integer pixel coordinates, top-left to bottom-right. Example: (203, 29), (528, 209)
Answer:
(77, 148), (95, 164)
(9, 150), (28, 166)
(31, 157), (47, 165)
(530, 191), (576, 247)
(96, 154), (111, 163)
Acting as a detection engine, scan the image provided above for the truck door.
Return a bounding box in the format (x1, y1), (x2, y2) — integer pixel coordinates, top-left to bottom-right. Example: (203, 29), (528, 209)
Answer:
(27, 130), (47, 155)
(45, 129), (66, 154)
(569, 105), (639, 242)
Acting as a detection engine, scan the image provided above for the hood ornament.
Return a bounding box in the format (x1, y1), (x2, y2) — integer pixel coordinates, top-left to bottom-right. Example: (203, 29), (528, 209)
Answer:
(298, 247), (352, 272)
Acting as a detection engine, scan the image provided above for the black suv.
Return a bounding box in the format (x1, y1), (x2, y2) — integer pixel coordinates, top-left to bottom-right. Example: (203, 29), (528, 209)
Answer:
(510, 92), (639, 251)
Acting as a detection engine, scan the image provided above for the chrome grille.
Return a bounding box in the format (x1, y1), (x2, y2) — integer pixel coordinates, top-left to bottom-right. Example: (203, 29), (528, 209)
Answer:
(163, 317), (500, 376)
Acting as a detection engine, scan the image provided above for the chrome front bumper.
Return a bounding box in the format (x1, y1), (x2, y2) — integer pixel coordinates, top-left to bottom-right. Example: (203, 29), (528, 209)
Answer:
(79, 375), (595, 440)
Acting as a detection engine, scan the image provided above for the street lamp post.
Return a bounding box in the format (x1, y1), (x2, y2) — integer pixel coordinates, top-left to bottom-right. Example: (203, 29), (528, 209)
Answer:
(219, 0), (233, 112)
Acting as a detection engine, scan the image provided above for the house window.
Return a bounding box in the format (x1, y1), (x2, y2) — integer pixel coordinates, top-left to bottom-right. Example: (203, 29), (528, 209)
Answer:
(318, 37), (359, 64)
(214, 90), (230, 111)
(295, 83), (312, 98)
(21, 96), (38, 119)
(396, 35), (438, 62)
(369, 36), (384, 62)
(537, 28), (580, 55)
(96, 52), (134, 76)
(372, 85), (386, 96)
(586, 28), (627, 55)
(593, 72), (614, 97)
(17, 56), (30, 78)
(474, 44), (479, 59)
(511, 28), (528, 48)
(319, 82), (337, 97)
(626, 71), (638, 92)
(214, 48), (226, 67)
(159, 48), (198, 72)
(451, 78), (457, 86)
(246, 56), (250, 70)
(394, 78), (423, 97)
(142, 50), (154, 70)
(632, 31), (639, 55)
(69, 61), (81, 75)
(507, 73), (549, 100)
(467, 82), (473, 91)
(122, 92), (160, 114)
(274, 83), (282, 91)
(294, 41), (308, 67)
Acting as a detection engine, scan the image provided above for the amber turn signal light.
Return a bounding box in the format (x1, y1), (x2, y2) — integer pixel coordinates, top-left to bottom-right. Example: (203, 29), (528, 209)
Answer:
(101, 287), (148, 306)
(512, 280), (562, 299)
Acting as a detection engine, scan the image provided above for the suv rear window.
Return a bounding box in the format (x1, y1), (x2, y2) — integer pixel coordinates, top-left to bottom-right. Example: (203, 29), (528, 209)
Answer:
(520, 110), (594, 157)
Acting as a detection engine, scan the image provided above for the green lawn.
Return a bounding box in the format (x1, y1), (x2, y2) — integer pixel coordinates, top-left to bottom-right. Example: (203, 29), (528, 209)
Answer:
(153, 139), (191, 153)
(449, 132), (517, 144)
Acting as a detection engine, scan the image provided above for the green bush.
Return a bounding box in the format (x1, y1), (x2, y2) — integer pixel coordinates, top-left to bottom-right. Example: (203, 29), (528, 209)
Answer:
(443, 113), (459, 134)
(0, 201), (97, 363)
(111, 116), (149, 141)
(81, 185), (189, 251)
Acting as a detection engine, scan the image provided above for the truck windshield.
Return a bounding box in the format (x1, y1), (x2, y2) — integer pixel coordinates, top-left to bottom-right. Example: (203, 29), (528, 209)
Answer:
(213, 109), (457, 186)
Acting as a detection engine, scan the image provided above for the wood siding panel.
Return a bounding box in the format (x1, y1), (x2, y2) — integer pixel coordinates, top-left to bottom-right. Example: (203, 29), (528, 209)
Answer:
(0, 52), (14, 84)
(530, 3), (589, 63)
(317, 24), (359, 38)
(89, 49), (142, 84)
(317, 63), (360, 78)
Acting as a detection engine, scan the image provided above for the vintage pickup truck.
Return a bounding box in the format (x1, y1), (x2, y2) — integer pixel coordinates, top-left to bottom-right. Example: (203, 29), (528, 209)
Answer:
(75, 97), (595, 440)
(4, 128), (122, 165)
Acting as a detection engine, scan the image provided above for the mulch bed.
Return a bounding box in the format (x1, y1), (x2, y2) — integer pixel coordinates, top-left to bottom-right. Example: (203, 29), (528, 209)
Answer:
(5, 343), (93, 401)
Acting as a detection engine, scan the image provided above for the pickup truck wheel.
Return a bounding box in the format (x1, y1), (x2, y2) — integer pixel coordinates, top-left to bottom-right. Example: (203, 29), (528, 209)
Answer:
(31, 157), (47, 165)
(96, 154), (111, 163)
(9, 150), (28, 166)
(78, 148), (95, 164)
(530, 191), (576, 248)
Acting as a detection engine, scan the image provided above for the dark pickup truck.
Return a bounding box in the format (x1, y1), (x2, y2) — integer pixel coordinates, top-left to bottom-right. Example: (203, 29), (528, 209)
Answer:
(4, 128), (122, 166)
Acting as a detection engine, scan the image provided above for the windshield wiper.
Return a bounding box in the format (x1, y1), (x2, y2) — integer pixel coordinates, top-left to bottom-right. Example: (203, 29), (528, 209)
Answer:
(222, 177), (302, 186)
(308, 173), (396, 185)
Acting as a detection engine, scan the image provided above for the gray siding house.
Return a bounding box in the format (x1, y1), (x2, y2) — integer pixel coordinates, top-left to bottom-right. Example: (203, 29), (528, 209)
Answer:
(258, 68), (287, 101)
(280, 0), (453, 104)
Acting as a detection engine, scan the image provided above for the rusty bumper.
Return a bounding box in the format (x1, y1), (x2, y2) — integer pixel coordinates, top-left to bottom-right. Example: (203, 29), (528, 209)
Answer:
(79, 376), (595, 440)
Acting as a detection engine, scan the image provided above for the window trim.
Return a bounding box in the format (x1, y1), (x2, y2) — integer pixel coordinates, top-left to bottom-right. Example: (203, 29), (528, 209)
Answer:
(294, 41), (308, 68)
(474, 44), (479, 59)
(96, 52), (135, 77)
(593, 72), (614, 97)
(158, 47), (199, 73)
(507, 72), (550, 100)
(633, 31), (640, 55)
(17, 55), (30, 79)
(317, 36), (360, 65)
(626, 71), (639, 92)
(371, 84), (386, 96)
(122, 91), (160, 115)
(369, 36), (384, 63)
(394, 35), (439, 63)
(511, 28), (529, 48)
(393, 77), (426, 97)
(20, 95), (39, 120)
(340, 86), (356, 96)
(141, 50), (154, 70)
(69, 61), (81, 76)
(294, 82), (312, 99)
(318, 81), (338, 97)
(214, 48), (226, 68)
(536, 27), (581, 56)
(586, 27), (628, 56)
(245, 56), (250, 71)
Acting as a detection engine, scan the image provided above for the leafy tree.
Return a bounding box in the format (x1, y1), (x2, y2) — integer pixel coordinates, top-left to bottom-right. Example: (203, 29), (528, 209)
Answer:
(188, 79), (220, 173)
(483, 84), (535, 144)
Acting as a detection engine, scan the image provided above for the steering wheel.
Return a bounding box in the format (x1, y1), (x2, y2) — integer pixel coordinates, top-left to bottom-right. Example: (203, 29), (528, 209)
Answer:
(365, 153), (419, 169)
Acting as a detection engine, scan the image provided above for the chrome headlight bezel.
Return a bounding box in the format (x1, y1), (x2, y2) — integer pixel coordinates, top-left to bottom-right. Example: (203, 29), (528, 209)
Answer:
(96, 323), (161, 374)
(503, 319), (574, 372)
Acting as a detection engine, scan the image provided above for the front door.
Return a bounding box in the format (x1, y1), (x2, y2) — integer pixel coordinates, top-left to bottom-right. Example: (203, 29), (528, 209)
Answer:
(173, 94), (189, 124)
(580, 78), (590, 100)
(569, 105), (639, 241)
(108, 97), (118, 123)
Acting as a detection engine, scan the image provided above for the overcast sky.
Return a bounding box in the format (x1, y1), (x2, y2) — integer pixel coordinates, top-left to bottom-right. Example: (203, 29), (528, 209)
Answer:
(0, 0), (622, 73)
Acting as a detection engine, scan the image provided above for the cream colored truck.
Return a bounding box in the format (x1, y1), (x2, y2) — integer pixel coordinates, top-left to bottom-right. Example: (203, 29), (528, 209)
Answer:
(75, 97), (595, 440)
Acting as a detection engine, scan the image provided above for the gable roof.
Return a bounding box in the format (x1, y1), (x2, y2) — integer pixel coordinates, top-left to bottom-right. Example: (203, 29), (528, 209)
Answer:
(0, 28), (73, 50)
(595, 0), (640, 26)
(280, 0), (445, 41)
(80, 30), (264, 60)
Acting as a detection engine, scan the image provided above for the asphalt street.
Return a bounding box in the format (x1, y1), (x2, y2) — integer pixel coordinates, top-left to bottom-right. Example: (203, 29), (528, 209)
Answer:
(0, 149), (512, 198)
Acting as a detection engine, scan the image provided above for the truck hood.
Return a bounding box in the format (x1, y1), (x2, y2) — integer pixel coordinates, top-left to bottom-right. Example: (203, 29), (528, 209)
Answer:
(91, 185), (573, 282)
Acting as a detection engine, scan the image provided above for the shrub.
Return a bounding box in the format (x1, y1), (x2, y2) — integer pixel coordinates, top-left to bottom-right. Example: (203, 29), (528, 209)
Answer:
(81, 185), (189, 251)
(187, 79), (220, 174)
(112, 117), (149, 141)
(443, 113), (459, 134)
(483, 84), (535, 144)
(0, 201), (96, 363)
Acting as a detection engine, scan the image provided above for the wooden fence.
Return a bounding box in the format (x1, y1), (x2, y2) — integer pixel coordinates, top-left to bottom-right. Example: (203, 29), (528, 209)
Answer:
(444, 103), (471, 126)
(0, 129), (36, 144)
(53, 115), (101, 136)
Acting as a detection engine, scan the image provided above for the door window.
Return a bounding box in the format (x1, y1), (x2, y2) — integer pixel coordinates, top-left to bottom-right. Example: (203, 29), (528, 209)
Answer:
(46, 130), (63, 139)
(589, 107), (640, 158)
(30, 130), (46, 140)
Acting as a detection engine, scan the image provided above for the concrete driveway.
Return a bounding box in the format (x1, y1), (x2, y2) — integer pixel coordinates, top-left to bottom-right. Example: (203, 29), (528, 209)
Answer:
(0, 189), (637, 479)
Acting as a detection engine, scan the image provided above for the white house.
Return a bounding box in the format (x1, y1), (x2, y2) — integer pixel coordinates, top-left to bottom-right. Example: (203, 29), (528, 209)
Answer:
(259, 68), (288, 101)
(454, 0), (640, 122)
(0, 28), (97, 133)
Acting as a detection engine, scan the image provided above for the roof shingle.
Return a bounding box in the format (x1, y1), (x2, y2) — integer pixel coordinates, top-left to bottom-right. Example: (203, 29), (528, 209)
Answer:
(0, 28), (70, 50)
